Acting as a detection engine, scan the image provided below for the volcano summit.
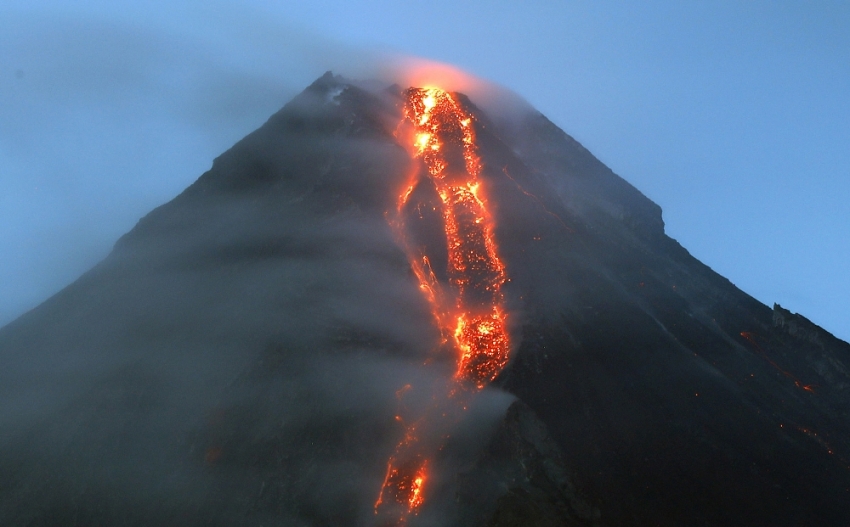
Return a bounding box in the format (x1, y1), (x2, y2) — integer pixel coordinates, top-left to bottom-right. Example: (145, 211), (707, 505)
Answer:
(1, 72), (849, 527)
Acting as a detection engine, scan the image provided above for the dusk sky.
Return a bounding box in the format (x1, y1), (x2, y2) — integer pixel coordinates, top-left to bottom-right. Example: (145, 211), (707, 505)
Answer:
(2, 1), (848, 341)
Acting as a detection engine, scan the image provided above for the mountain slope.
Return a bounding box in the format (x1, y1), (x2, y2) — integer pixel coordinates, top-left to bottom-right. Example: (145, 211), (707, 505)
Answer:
(1, 72), (848, 527)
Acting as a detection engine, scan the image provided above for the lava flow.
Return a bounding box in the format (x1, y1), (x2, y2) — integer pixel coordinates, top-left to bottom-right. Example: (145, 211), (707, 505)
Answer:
(402, 87), (510, 387)
(375, 87), (512, 525)
(741, 331), (816, 393)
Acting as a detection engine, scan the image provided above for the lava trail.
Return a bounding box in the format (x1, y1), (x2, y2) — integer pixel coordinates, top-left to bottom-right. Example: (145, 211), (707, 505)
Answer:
(375, 87), (512, 525)
(401, 87), (510, 387)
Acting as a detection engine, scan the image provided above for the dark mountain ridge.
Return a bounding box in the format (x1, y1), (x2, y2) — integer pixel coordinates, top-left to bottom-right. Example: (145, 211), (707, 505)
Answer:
(1, 72), (848, 526)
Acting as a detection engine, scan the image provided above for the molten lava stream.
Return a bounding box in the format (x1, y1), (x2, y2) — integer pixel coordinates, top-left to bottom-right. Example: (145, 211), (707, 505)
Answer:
(375, 87), (512, 525)
(403, 86), (511, 387)
(375, 453), (429, 526)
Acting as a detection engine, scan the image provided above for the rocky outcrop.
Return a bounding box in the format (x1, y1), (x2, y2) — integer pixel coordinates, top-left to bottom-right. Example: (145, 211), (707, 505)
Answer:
(476, 402), (599, 527)
(774, 303), (830, 348)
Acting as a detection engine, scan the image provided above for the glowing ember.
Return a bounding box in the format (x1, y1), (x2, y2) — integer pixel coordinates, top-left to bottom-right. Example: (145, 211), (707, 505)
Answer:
(376, 86), (513, 524)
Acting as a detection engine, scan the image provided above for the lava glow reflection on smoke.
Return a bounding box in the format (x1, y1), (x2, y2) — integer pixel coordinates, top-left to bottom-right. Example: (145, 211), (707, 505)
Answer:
(375, 87), (512, 525)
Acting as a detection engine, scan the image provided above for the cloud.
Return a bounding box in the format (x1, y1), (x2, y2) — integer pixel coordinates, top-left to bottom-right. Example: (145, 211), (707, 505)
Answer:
(0, 6), (392, 326)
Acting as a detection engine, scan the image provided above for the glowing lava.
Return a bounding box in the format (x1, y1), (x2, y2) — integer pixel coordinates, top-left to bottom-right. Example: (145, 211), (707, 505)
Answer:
(740, 331), (817, 393)
(375, 454), (429, 524)
(402, 87), (510, 387)
(375, 87), (513, 524)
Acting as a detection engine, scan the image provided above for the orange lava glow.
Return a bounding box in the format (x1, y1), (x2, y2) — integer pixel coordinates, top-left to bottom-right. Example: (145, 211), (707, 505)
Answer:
(402, 86), (510, 387)
(409, 465), (427, 509)
(740, 331), (816, 394)
(375, 456), (428, 523)
(375, 86), (513, 524)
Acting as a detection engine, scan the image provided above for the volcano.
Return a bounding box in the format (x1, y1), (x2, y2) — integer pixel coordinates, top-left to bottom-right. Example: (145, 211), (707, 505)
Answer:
(1, 72), (849, 527)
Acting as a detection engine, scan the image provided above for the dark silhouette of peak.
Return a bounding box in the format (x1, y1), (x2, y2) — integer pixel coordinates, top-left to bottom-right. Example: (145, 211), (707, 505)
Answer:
(1, 73), (848, 527)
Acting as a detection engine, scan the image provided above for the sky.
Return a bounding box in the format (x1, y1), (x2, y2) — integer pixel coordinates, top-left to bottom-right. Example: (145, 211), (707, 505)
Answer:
(1, 0), (848, 342)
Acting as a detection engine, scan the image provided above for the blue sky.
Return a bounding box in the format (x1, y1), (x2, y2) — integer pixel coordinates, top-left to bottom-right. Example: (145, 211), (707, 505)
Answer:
(1, 1), (848, 341)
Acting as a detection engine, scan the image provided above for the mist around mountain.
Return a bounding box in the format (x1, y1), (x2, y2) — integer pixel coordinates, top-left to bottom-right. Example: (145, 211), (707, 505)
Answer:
(1, 73), (848, 527)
